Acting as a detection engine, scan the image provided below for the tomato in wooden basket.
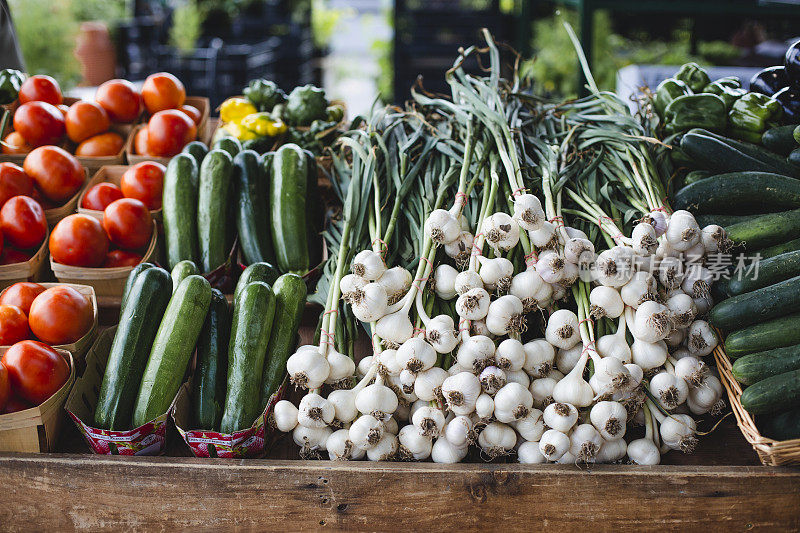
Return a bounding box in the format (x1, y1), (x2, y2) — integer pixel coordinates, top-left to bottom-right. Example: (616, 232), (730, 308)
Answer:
(0, 227), (3, 257)
(82, 182), (123, 211)
(0, 362), (9, 412)
(75, 132), (124, 157)
(18, 75), (62, 106)
(1, 132), (31, 155)
(65, 101), (110, 143)
(134, 126), (149, 155)
(103, 249), (143, 268)
(0, 196), (46, 249)
(102, 198), (152, 250)
(95, 79), (141, 123)
(0, 282), (45, 314)
(0, 248), (32, 264)
(0, 163), (33, 208)
(13, 101), (65, 147)
(23, 146), (85, 203)
(28, 286), (93, 345)
(142, 72), (185, 114)
(0, 304), (30, 345)
(2, 340), (69, 405)
(146, 110), (196, 157)
(49, 214), (109, 267)
(120, 161), (165, 210)
(179, 104), (202, 125)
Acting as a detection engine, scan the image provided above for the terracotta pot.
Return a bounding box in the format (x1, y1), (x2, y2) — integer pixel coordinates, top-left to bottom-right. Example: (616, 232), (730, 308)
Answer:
(74, 22), (116, 87)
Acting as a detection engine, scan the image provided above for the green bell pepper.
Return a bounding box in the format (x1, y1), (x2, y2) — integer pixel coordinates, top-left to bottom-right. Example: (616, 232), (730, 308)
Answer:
(0, 69), (25, 105)
(703, 78), (747, 109)
(675, 62), (711, 93)
(243, 79), (286, 112)
(654, 78), (691, 117)
(728, 92), (784, 144)
(664, 93), (727, 134)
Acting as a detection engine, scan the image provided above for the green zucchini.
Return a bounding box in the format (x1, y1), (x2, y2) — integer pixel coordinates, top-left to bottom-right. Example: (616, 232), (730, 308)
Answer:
(197, 149), (233, 273)
(732, 344), (800, 385)
(758, 410), (800, 441)
(758, 237), (800, 259)
(711, 276), (800, 331)
(120, 263), (154, 314)
(163, 153), (199, 270)
(725, 209), (800, 250)
(192, 289), (230, 430)
(695, 213), (764, 227)
(170, 260), (199, 293)
(233, 262), (280, 303)
(182, 141), (208, 167)
(727, 250), (800, 295)
(132, 275), (212, 427)
(673, 172), (800, 213)
(213, 137), (241, 158)
(95, 267), (172, 430)
(220, 281), (276, 433)
(725, 313), (800, 358)
(762, 125), (800, 156)
(260, 273), (307, 409)
(680, 130), (800, 177)
(270, 143), (309, 274)
(740, 369), (800, 415)
(234, 150), (274, 266)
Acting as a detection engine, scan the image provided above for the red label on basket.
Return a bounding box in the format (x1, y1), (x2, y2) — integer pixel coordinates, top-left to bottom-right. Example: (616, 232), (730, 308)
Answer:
(66, 408), (171, 456)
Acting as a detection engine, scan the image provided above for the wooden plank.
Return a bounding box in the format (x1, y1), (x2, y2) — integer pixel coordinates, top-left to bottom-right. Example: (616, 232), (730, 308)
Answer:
(0, 454), (798, 531)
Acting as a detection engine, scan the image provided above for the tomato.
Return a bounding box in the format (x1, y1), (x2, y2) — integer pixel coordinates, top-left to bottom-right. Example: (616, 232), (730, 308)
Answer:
(142, 72), (185, 114)
(1, 132), (31, 155)
(65, 101), (110, 143)
(23, 146), (85, 202)
(95, 79), (141, 123)
(81, 182), (123, 211)
(0, 196), (46, 249)
(0, 248), (32, 265)
(75, 132), (124, 157)
(0, 163), (34, 208)
(134, 126), (149, 155)
(49, 214), (109, 267)
(179, 104), (202, 125)
(0, 227), (3, 257)
(103, 249), (143, 268)
(2, 340), (70, 405)
(2, 395), (31, 414)
(18, 75), (62, 106)
(0, 282), (45, 314)
(120, 161), (165, 210)
(13, 101), (66, 147)
(0, 362), (9, 412)
(0, 305), (30, 345)
(29, 286), (93, 345)
(102, 198), (152, 250)
(146, 110), (196, 157)
(57, 104), (69, 117)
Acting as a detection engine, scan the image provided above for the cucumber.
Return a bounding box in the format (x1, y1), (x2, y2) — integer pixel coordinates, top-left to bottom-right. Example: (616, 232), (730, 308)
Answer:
(696, 213), (764, 227)
(213, 137), (241, 158)
(192, 289), (230, 430)
(120, 263), (154, 314)
(711, 276), (800, 331)
(727, 250), (800, 295)
(163, 153), (199, 270)
(270, 143), (310, 275)
(673, 172), (800, 213)
(687, 129), (800, 177)
(791, 148), (800, 168)
(197, 149), (233, 273)
(762, 125), (800, 156)
(182, 141), (208, 167)
(680, 130), (800, 177)
(260, 273), (307, 409)
(170, 260), (199, 293)
(132, 275), (212, 427)
(725, 208), (800, 250)
(233, 262), (280, 303)
(683, 170), (710, 186)
(234, 150), (274, 266)
(732, 344), (800, 385)
(758, 410), (800, 441)
(725, 313), (800, 358)
(220, 281), (276, 433)
(740, 369), (800, 415)
(758, 237), (800, 259)
(95, 267), (172, 430)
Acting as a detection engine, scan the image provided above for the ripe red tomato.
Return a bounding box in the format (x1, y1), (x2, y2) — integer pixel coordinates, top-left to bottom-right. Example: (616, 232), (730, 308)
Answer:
(29, 286), (93, 345)
(75, 132), (124, 157)
(0, 362), (9, 412)
(2, 132), (31, 155)
(2, 340), (70, 404)
(0, 196), (46, 249)
(81, 182), (123, 211)
(103, 249), (143, 268)
(134, 127), (149, 155)
(0, 248), (32, 265)
(0, 304), (30, 345)
(179, 104), (202, 125)
(23, 146), (85, 203)
(95, 79), (141, 123)
(142, 72), (185, 114)
(0, 227), (3, 257)
(146, 110), (196, 157)
(13, 101), (66, 147)
(120, 162), (165, 210)
(57, 104), (69, 117)
(102, 198), (152, 250)
(18, 75), (63, 106)
(2, 395), (31, 414)
(0, 282), (46, 314)
(65, 101), (110, 143)
(0, 163), (34, 208)
(49, 214), (109, 267)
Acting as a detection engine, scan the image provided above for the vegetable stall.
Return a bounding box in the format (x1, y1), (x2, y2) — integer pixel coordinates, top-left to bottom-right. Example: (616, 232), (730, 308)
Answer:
(0, 27), (798, 530)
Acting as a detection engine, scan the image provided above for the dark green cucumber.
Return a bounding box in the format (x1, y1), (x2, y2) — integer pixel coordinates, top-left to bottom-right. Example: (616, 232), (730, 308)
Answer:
(711, 276), (800, 331)
(163, 153), (199, 270)
(213, 137), (241, 158)
(192, 289), (230, 430)
(758, 237), (800, 259)
(680, 131), (800, 177)
(220, 281), (276, 433)
(696, 213), (764, 227)
(686, 129), (800, 177)
(732, 344), (800, 385)
(740, 369), (800, 415)
(197, 149), (233, 273)
(234, 149), (274, 266)
(673, 172), (800, 213)
(725, 209), (800, 250)
(182, 141), (208, 167)
(95, 267), (172, 430)
(260, 273), (307, 409)
(725, 313), (800, 358)
(762, 125), (800, 156)
(120, 263), (154, 314)
(758, 410), (800, 441)
(727, 250), (800, 295)
(170, 260), (199, 293)
(233, 262), (280, 303)
(270, 143), (309, 274)
(132, 275), (212, 427)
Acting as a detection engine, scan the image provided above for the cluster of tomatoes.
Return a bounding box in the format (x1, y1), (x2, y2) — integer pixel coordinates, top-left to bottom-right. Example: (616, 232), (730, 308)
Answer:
(82, 161), (164, 212)
(131, 73), (200, 157)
